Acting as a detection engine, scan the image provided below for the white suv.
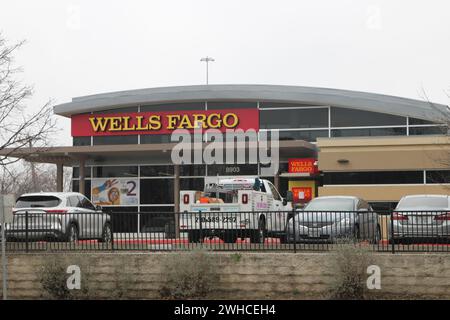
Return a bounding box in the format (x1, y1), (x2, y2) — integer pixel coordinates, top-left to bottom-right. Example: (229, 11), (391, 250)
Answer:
(6, 192), (112, 243)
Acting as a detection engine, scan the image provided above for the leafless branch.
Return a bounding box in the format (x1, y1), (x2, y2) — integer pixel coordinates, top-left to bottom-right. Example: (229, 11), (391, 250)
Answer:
(0, 33), (58, 166)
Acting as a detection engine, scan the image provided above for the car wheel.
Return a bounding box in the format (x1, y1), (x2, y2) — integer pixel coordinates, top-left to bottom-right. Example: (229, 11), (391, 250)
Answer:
(66, 224), (79, 243)
(389, 238), (400, 245)
(223, 232), (237, 244)
(257, 218), (266, 244)
(279, 234), (289, 244)
(100, 223), (113, 243)
(249, 219), (266, 244)
(188, 231), (201, 243)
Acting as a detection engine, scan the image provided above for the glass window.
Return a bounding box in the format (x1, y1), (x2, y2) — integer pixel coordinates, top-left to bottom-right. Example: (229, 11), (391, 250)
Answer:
(140, 165), (174, 177)
(426, 170), (450, 184)
(357, 200), (370, 210)
(267, 130), (329, 142)
(73, 137), (91, 146)
(72, 167), (92, 178)
(260, 163), (288, 175)
(104, 209), (138, 233)
(140, 102), (205, 112)
(304, 198), (355, 211)
(409, 126), (447, 135)
(180, 165), (206, 176)
(93, 135), (138, 145)
(93, 106), (138, 114)
(260, 108), (328, 129)
(180, 178), (205, 191)
(214, 130), (257, 143)
(140, 134), (173, 144)
(267, 182), (281, 201)
(15, 196), (61, 208)
(93, 166), (138, 178)
(331, 127), (406, 137)
(323, 171), (423, 185)
(331, 107), (406, 127)
(207, 101), (257, 109)
(279, 177), (289, 197)
(140, 179), (174, 204)
(67, 196), (81, 207)
(398, 196), (448, 209)
(259, 102), (322, 109)
(409, 118), (437, 125)
(140, 207), (175, 233)
(207, 164), (258, 176)
(72, 180), (92, 199)
(78, 196), (96, 210)
(369, 202), (398, 212)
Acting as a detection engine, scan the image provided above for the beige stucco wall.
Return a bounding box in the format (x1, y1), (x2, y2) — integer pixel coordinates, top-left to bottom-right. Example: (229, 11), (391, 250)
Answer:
(317, 135), (450, 172)
(316, 136), (450, 201)
(1, 252), (450, 300)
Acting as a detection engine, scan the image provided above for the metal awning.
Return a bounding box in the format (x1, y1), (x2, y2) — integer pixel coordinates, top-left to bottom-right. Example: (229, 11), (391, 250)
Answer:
(0, 140), (317, 166)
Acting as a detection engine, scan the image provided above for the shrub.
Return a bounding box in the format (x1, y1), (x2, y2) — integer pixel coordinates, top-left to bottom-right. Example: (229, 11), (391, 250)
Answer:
(39, 257), (71, 300)
(159, 249), (219, 299)
(39, 255), (91, 300)
(328, 238), (374, 300)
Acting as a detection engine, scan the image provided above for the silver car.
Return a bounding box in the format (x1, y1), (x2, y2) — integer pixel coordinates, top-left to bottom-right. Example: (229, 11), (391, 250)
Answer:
(390, 194), (450, 243)
(6, 192), (112, 243)
(286, 196), (380, 243)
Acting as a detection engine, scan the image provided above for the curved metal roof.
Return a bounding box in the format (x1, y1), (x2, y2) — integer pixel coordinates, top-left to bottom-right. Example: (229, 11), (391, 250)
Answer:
(53, 84), (449, 122)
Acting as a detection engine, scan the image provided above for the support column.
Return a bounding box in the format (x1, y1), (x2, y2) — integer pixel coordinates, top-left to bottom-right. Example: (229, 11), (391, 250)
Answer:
(274, 172), (280, 191)
(56, 162), (64, 192)
(174, 164), (180, 238)
(79, 158), (86, 196)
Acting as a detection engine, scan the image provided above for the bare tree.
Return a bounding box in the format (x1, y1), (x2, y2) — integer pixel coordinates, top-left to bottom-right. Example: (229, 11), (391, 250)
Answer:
(0, 162), (73, 195)
(0, 33), (56, 166)
(419, 88), (450, 186)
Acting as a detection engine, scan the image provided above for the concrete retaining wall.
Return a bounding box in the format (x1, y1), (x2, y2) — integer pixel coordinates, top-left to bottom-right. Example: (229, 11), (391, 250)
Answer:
(1, 251), (449, 299)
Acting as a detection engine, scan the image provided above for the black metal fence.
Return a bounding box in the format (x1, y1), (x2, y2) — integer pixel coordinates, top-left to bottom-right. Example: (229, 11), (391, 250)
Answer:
(3, 209), (450, 253)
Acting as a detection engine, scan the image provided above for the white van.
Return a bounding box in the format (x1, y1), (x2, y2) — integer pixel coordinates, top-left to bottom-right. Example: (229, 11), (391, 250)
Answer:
(180, 177), (293, 243)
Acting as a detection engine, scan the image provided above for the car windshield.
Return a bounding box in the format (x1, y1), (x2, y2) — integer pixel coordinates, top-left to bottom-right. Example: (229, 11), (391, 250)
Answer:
(398, 197), (448, 208)
(304, 198), (354, 211)
(15, 196), (61, 208)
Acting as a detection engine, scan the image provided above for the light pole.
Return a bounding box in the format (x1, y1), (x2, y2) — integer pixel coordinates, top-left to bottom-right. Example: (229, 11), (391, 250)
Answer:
(200, 56), (215, 85)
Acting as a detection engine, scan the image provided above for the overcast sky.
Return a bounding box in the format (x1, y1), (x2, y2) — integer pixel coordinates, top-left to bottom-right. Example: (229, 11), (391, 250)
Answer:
(1, 0), (449, 146)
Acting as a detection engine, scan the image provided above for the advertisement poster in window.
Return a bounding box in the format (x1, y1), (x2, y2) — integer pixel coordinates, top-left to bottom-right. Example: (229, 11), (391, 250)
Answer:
(91, 178), (139, 206)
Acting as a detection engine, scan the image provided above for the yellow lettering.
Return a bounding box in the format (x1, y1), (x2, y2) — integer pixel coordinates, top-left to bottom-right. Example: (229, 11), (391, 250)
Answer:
(166, 115), (181, 130)
(223, 113), (239, 128)
(122, 116), (136, 131)
(148, 115), (161, 130)
(206, 113), (221, 128)
(192, 114), (207, 129)
(178, 114), (194, 129)
(135, 116), (148, 130)
(108, 117), (122, 131)
(89, 117), (109, 132)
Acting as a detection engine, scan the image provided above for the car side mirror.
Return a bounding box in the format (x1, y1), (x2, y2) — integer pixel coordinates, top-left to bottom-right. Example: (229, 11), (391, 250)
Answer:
(95, 205), (103, 211)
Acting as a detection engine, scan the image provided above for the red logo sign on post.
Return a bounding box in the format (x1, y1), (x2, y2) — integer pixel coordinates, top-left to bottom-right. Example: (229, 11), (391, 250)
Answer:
(288, 158), (318, 174)
(292, 187), (313, 203)
(71, 108), (259, 137)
